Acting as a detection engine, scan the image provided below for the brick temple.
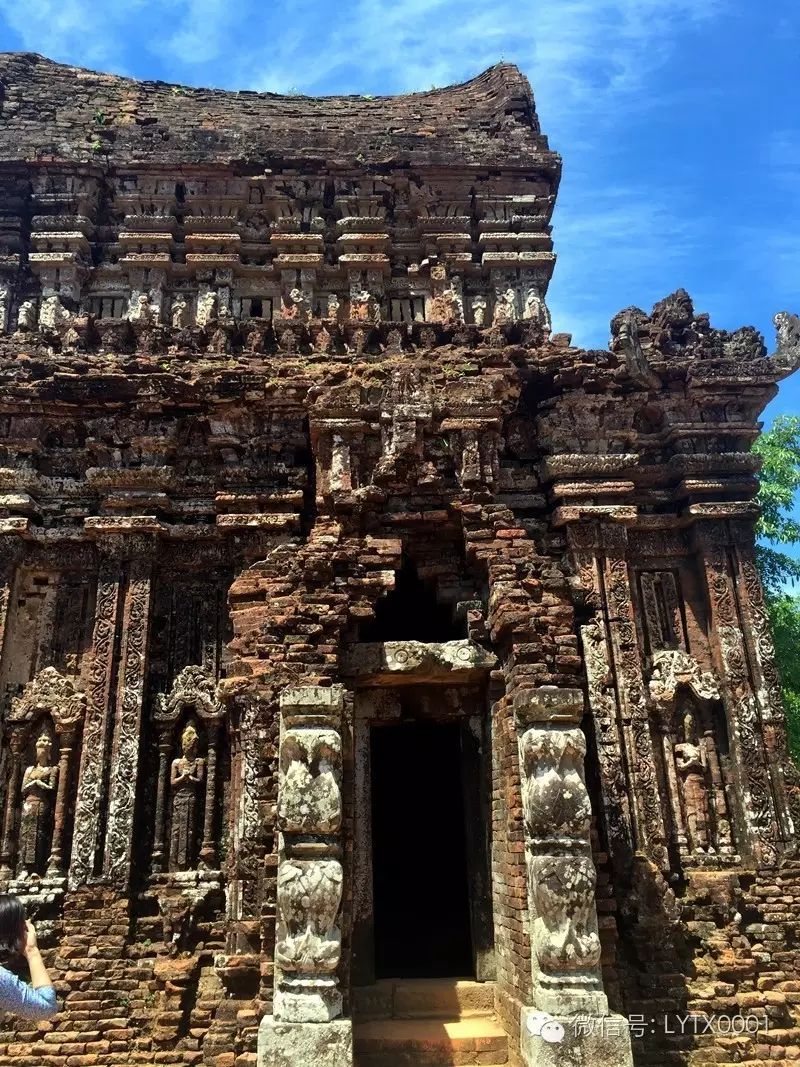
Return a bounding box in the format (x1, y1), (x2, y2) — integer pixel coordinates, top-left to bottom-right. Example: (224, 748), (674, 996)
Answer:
(0, 51), (799, 1067)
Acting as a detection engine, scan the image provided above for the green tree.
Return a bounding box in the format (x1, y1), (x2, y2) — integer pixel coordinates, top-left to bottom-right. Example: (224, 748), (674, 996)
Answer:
(753, 414), (800, 760)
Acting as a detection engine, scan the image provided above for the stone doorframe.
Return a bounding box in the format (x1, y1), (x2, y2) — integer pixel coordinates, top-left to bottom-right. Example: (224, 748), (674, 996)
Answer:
(345, 638), (498, 988)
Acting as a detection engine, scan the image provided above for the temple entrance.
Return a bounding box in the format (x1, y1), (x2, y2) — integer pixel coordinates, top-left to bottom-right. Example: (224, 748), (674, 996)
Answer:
(370, 720), (474, 978)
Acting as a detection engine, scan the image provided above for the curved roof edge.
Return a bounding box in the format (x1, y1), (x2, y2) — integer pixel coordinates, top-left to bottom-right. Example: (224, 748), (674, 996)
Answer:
(0, 52), (560, 174)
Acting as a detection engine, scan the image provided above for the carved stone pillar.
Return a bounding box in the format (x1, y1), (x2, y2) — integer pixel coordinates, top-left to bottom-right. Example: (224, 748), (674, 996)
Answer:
(567, 518), (668, 871)
(199, 721), (219, 867)
(69, 552), (125, 887)
(259, 685), (352, 1067)
(46, 725), (75, 875)
(731, 532), (797, 842)
(0, 538), (22, 665)
(0, 538), (23, 872)
(151, 729), (173, 873)
(693, 518), (786, 863)
(654, 714), (689, 858)
(70, 537), (154, 888)
(102, 550), (153, 884)
(515, 687), (633, 1067)
(0, 735), (24, 881)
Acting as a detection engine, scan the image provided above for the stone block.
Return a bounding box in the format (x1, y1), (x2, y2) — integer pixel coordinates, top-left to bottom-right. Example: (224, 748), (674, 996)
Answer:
(258, 1017), (352, 1067)
(520, 1007), (633, 1067)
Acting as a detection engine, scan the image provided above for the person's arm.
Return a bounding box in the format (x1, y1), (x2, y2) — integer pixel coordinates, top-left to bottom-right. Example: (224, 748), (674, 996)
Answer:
(25, 921), (52, 990)
(0, 920), (58, 1021)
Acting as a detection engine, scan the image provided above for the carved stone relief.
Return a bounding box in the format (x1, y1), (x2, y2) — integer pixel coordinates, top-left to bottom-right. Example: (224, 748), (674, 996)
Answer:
(1, 667), (87, 882)
(273, 686), (346, 1026)
(152, 665), (225, 873)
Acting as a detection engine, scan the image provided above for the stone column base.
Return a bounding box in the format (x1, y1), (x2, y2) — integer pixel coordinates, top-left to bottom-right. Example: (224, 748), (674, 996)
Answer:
(258, 1016), (353, 1067)
(521, 1007), (634, 1067)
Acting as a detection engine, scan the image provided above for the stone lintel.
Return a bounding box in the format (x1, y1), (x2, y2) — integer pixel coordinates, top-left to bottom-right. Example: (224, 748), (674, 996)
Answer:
(514, 686), (585, 726)
(685, 501), (760, 520)
(341, 639), (497, 686)
(552, 504), (638, 527)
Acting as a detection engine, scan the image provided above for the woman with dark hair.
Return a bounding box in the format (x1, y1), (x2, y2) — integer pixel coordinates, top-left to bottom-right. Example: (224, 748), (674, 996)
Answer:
(0, 895), (57, 1019)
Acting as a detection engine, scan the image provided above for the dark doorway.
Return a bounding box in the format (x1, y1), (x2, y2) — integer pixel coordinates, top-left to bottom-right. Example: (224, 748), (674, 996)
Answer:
(371, 721), (474, 978)
(358, 557), (462, 643)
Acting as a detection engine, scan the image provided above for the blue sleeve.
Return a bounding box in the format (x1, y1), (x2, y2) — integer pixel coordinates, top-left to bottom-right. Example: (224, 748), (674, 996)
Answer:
(0, 965), (57, 1020)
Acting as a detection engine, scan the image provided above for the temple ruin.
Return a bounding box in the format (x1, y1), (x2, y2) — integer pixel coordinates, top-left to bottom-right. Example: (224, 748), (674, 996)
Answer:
(0, 51), (799, 1067)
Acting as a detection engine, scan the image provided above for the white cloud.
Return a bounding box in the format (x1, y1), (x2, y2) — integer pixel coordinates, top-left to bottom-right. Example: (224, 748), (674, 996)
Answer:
(0, 0), (148, 71)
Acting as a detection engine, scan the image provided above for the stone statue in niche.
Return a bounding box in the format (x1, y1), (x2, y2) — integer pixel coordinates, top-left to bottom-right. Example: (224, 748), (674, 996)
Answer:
(523, 284), (552, 333)
(18, 727), (59, 876)
(648, 651), (732, 859)
(428, 265), (464, 325)
(196, 290), (218, 328)
(282, 287), (312, 322)
(326, 293), (341, 320)
(674, 703), (711, 854)
(17, 300), (37, 332)
(169, 722), (205, 871)
(171, 296), (188, 329)
(208, 305), (237, 353)
(348, 276), (380, 324)
(492, 284), (518, 325)
(128, 292), (156, 325)
(471, 295), (487, 326)
(38, 294), (72, 333)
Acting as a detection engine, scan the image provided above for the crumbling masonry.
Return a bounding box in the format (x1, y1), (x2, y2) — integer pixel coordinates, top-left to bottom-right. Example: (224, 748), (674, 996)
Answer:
(0, 52), (799, 1067)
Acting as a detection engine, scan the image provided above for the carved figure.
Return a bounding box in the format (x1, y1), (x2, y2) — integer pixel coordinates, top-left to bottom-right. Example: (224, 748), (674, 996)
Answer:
(674, 708), (711, 853)
(0, 286), (8, 332)
(523, 284), (552, 333)
(326, 293), (341, 320)
(428, 266), (464, 324)
(276, 859), (343, 973)
(349, 278), (380, 323)
(278, 730), (342, 833)
(775, 310), (800, 354)
(521, 726), (593, 842)
(471, 295), (488, 326)
(773, 310), (800, 375)
(209, 305), (237, 353)
(493, 285), (518, 325)
(169, 723), (205, 871)
(196, 290), (218, 328)
(171, 296), (188, 329)
(529, 854), (602, 973)
(128, 293), (155, 324)
(282, 287), (311, 322)
(19, 728), (58, 875)
(17, 300), (37, 332)
(39, 295), (72, 332)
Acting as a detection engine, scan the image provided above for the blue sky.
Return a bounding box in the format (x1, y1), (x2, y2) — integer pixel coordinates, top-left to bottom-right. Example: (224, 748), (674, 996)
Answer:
(0, 0), (797, 429)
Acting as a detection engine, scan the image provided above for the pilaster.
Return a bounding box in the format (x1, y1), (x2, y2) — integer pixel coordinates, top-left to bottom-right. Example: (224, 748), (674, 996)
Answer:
(515, 686), (633, 1066)
(259, 685), (352, 1067)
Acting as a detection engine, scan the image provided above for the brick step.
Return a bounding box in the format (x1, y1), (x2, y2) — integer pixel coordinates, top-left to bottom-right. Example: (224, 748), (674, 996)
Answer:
(354, 978), (495, 1020)
(354, 1017), (508, 1066)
